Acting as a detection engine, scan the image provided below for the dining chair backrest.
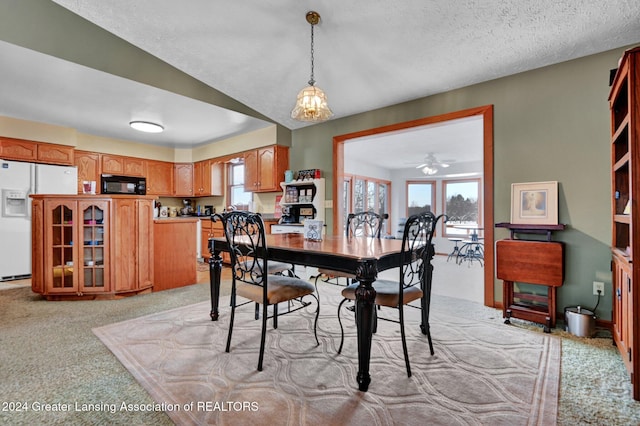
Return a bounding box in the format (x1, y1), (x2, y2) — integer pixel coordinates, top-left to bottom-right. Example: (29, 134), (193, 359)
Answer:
(346, 211), (389, 238)
(397, 212), (441, 298)
(221, 211), (268, 291)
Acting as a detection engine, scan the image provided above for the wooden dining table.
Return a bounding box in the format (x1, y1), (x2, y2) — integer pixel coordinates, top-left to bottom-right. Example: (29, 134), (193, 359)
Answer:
(207, 233), (433, 392)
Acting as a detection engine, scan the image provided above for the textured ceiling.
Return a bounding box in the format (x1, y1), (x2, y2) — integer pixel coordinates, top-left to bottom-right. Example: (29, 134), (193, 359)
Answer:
(50, 0), (640, 130)
(1, 0), (639, 163)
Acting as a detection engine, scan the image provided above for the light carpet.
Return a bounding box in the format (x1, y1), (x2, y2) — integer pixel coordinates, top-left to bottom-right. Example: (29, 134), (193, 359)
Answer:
(93, 286), (560, 425)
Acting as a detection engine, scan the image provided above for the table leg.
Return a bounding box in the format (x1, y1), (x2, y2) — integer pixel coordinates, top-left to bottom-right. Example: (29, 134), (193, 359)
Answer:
(421, 248), (434, 340)
(503, 280), (514, 324)
(354, 260), (377, 392)
(208, 240), (223, 321)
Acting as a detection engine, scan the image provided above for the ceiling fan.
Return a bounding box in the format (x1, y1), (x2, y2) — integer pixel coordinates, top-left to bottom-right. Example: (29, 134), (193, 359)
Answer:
(413, 153), (454, 175)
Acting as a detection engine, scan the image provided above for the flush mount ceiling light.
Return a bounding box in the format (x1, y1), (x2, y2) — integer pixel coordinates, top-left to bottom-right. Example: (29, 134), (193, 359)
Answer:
(129, 121), (164, 133)
(291, 11), (333, 122)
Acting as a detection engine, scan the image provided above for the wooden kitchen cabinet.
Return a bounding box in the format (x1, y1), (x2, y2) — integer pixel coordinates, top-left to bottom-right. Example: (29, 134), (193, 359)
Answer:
(37, 143), (74, 165)
(146, 160), (173, 196)
(0, 137), (71, 165)
(194, 159), (224, 196)
(34, 198), (110, 297)
(0, 137), (37, 161)
(31, 195), (154, 299)
(174, 162), (194, 196)
(102, 154), (146, 176)
(201, 219), (230, 264)
(111, 197), (154, 293)
(154, 218), (197, 291)
(74, 151), (101, 194)
(244, 145), (289, 192)
(210, 160), (224, 196)
(193, 160), (211, 195)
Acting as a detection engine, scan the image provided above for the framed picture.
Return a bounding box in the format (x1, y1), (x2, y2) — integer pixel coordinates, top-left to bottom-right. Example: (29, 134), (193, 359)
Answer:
(510, 181), (558, 225)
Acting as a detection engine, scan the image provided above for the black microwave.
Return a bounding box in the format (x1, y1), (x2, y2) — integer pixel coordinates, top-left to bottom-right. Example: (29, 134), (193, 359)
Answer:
(101, 174), (146, 195)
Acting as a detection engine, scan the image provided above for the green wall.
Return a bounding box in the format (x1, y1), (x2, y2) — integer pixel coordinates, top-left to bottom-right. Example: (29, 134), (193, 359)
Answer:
(291, 47), (629, 320)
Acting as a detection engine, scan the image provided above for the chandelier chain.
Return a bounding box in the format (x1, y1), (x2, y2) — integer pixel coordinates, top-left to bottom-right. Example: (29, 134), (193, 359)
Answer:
(309, 23), (315, 86)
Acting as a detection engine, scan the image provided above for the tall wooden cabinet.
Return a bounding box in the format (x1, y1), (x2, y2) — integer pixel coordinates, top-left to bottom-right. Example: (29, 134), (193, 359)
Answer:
(31, 195), (154, 300)
(610, 46), (640, 400)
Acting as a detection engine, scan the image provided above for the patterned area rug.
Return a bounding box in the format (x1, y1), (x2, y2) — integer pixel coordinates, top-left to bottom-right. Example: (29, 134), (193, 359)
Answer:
(93, 286), (560, 425)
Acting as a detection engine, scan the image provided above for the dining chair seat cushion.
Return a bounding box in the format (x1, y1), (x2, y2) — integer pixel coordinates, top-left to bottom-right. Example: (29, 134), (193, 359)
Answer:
(318, 267), (357, 279)
(237, 275), (315, 305)
(341, 280), (423, 307)
(239, 260), (294, 275)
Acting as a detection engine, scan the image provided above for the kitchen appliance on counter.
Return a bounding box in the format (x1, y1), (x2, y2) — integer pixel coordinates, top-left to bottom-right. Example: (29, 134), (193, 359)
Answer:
(180, 199), (194, 216)
(279, 205), (299, 224)
(1, 159), (77, 281)
(101, 174), (146, 195)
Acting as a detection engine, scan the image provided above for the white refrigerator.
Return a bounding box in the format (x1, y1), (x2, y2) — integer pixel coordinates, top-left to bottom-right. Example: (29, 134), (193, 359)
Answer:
(0, 159), (78, 281)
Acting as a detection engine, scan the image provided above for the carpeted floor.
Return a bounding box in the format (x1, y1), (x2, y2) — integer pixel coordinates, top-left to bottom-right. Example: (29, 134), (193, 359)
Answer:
(1, 265), (640, 425)
(92, 286), (560, 425)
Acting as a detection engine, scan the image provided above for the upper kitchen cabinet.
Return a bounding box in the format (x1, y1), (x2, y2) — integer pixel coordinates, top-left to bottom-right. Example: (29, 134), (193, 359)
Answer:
(146, 160), (174, 196)
(37, 143), (74, 165)
(194, 159), (224, 196)
(0, 137), (37, 161)
(174, 163), (194, 196)
(74, 151), (101, 194)
(0, 137), (73, 165)
(244, 145), (289, 192)
(101, 154), (146, 177)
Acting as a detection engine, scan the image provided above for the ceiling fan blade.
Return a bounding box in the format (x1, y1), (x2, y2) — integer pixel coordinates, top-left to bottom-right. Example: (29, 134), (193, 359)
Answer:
(415, 163), (428, 169)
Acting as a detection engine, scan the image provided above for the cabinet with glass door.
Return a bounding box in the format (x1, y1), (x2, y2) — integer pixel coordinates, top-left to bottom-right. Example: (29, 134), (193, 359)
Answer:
(79, 201), (109, 293)
(44, 200), (77, 294)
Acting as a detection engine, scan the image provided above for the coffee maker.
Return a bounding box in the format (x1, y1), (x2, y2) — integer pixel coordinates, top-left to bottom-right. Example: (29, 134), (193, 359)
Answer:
(279, 205), (299, 224)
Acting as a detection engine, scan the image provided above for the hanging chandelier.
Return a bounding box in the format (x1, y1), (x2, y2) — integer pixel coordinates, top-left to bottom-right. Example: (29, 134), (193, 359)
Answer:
(291, 11), (333, 122)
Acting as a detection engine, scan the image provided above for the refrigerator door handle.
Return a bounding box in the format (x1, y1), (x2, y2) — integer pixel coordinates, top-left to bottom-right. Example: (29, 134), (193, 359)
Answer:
(26, 188), (32, 219)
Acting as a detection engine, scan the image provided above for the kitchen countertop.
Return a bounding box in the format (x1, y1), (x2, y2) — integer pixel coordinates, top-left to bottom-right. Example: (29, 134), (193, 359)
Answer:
(193, 215), (279, 222)
(154, 216), (199, 223)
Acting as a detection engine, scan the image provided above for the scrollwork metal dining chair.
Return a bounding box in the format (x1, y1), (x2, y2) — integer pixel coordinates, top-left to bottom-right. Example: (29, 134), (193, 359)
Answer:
(314, 211), (388, 287)
(336, 211), (445, 377)
(221, 211), (320, 371)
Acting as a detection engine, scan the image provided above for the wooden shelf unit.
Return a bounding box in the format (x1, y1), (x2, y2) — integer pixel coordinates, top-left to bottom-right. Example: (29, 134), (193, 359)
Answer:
(610, 46), (640, 400)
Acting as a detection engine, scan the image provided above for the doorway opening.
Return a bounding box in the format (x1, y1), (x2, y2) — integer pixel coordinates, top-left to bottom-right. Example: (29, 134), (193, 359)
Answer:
(332, 105), (495, 307)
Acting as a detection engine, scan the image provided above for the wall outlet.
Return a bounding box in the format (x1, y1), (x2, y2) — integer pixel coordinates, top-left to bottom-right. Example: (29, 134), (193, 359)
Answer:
(593, 281), (605, 296)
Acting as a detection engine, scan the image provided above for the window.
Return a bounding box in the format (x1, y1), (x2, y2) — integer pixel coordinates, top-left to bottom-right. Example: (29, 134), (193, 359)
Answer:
(406, 181), (435, 216)
(343, 174), (391, 235)
(228, 162), (252, 210)
(443, 179), (481, 237)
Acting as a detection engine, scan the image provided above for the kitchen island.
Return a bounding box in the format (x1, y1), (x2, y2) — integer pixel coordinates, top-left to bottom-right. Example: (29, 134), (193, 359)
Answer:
(31, 195), (202, 299)
(31, 194), (155, 300)
(153, 216), (198, 291)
